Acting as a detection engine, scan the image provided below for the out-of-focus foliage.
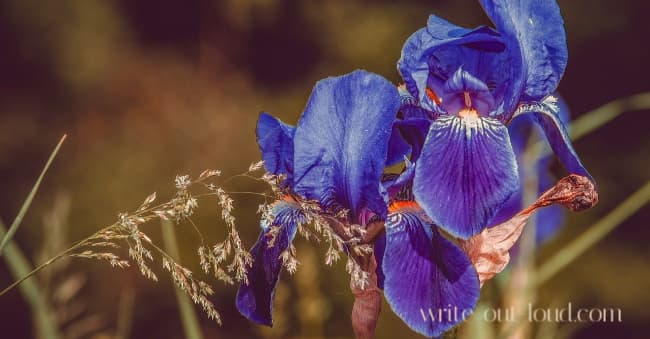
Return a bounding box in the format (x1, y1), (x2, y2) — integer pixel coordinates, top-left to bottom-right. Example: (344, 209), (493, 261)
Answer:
(0, 0), (648, 338)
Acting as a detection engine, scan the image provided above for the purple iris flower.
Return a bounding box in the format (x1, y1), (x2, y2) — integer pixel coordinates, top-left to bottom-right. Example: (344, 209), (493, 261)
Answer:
(379, 0), (593, 336)
(396, 0), (592, 240)
(236, 70), (401, 326)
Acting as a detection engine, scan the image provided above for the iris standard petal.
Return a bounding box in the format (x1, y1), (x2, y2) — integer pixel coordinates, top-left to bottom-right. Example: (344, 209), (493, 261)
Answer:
(441, 67), (496, 116)
(236, 200), (305, 326)
(256, 112), (296, 181)
(292, 70), (400, 220)
(398, 15), (505, 112)
(413, 115), (519, 238)
(383, 203), (479, 337)
(479, 0), (567, 109)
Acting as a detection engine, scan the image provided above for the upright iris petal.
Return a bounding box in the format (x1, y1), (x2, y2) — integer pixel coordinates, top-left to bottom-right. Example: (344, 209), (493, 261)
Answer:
(398, 15), (507, 114)
(382, 202), (479, 337)
(236, 199), (306, 326)
(293, 70), (401, 220)
(479, 0), (567, 108)
(239, 70), (402, 326)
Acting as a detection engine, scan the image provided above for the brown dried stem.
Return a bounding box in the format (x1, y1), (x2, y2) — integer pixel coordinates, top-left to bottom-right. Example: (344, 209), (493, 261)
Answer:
(459, 174), (598, 286)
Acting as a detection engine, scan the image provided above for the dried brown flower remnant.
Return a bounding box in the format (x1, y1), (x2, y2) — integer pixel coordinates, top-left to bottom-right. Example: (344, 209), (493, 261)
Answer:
(459, 174), (598, 286)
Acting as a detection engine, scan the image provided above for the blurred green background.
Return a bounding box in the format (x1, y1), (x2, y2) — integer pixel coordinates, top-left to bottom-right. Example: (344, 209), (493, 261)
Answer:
(0, 0), (649, 338)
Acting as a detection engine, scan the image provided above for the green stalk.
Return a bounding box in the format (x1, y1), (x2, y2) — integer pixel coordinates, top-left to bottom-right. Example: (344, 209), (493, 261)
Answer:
(115, 287), (135, 339)
(0, 219), (62, 339)
(535, 181), (650, 285)
(569, 92), (650, 141)
(0, 134), (66, 256)
(533, 92), (650, 156)
(161, 220), (204, 339)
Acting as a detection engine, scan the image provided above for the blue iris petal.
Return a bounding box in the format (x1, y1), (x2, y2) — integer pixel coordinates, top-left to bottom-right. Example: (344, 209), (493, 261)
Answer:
(236, 200), (306, 326)
(492, 97), (571, 242)
(292, 70), (401, 220)
(398, 15), (506, 113)
(397, 15), (505, 111)
(491, 94), (570, 244)
(529, 109), (593, 182)
(395, 118), (431, 162)
(479, 0), (568, 115)
(383, 204), (480, 337)
(414, 115), (519, 239)
(256, 112), (296, 183)
(387, 124), (412, 167)
(441, 68), (496, 117)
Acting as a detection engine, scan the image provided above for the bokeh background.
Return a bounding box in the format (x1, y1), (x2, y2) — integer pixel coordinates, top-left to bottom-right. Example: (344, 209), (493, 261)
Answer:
(1, 0), (649, 338)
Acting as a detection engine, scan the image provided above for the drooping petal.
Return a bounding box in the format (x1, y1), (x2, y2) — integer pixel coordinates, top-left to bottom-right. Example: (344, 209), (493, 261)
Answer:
(414, 115), (519, 238)
(293, 70), (400, 220)
(383, 203), (479, 337)
(512, 98), (594, 183)
(479, 0), (568, 111)
(491, 99), (570, 242)
(533, 109), (593, 181)
(256, 112), (296, 182)
(236, 200), (306, 326)
(398, 15), (506, 112)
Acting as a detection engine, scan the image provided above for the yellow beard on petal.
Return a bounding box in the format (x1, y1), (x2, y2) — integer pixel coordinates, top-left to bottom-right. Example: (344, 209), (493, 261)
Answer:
(458, 108), (480, 128)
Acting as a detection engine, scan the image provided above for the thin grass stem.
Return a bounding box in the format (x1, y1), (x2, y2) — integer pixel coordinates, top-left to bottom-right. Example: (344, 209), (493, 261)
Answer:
(161, 220), (204, 339)
(0, 134), (66, 256)
(0, 219), (62, 339)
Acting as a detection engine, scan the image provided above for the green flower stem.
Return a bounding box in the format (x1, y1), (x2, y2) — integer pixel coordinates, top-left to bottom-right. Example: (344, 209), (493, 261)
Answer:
(0, 134), (66, 256)
(534, 180), (650, 285)
(0, 219), (61, 339)
(161, 220), (204, 339)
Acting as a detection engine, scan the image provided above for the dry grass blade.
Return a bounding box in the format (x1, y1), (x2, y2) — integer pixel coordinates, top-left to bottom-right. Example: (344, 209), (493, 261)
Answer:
(0, 134), (66, 256)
